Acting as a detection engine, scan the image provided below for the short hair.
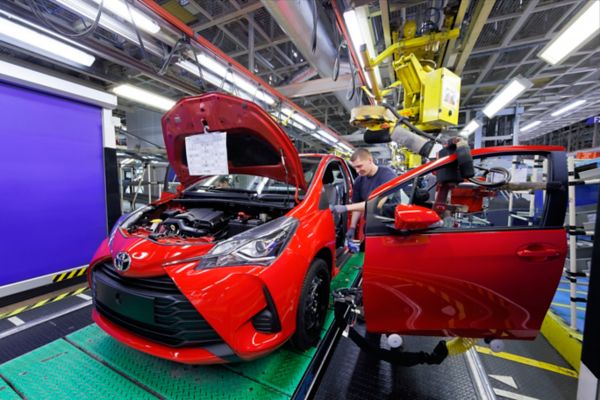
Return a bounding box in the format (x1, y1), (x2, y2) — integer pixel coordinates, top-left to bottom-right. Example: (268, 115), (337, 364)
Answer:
(350, 148), (371, 162)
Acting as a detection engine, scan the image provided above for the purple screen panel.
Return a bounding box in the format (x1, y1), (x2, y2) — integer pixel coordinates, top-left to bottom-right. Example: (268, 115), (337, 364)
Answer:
(0, 81), (107, 286)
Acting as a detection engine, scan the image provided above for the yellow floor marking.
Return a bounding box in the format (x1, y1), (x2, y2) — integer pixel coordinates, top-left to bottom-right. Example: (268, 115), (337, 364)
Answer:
(475, 345), (578, 378)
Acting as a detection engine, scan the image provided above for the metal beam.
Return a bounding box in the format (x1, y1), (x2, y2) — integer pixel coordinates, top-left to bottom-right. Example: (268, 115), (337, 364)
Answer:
(190, 2), (263, 31)
(462, 0), (540, 104)
(229, 0), (295, 66)
(181, 1), (285, 79)
(248, 11), (255, 72)
(229, 37), (290, 57)
(440, 0), (471, 68)
(486, 0), (580, 24)
(454, 0), (496, 74)
(277, 74), (352, 97)
(379, 0), (391, 49)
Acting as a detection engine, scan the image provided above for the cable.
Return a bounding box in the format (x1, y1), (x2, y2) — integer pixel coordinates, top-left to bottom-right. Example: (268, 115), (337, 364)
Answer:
(28, 0), (104, 38)
(124, 0), (149, 62)
(189, 47), (207, 92)
(333, 41), (343, 81)
(157, 37), (186, 75)
(311, 0), (318, 53)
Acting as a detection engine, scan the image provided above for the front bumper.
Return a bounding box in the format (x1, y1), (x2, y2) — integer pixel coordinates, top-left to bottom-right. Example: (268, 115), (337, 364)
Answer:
(90, 262), (285, 364)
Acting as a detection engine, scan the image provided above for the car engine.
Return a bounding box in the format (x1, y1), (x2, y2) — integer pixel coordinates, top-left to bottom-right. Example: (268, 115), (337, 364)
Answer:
(126, 206), (276, 242)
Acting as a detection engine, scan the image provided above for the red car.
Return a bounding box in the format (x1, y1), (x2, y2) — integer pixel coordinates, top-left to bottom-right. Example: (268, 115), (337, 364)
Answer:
(362, 145), (568, 341)
(89, 93), (354, 364)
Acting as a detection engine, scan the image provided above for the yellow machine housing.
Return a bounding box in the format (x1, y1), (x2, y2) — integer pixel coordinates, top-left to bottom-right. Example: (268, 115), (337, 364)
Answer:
(354, 24), (461, 132)
(421, 67), (460, 126)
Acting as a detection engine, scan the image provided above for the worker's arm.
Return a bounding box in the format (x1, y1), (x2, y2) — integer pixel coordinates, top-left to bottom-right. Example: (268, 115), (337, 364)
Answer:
(349, 210), (362, 230)
(345, 201), (365, 213)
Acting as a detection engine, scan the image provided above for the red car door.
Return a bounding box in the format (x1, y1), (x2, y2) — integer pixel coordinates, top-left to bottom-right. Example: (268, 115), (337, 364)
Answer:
(362, 146), (568, 340)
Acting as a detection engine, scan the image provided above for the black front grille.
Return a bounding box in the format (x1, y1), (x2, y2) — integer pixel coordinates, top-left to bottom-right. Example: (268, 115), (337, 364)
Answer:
(93, 263), (222, 348)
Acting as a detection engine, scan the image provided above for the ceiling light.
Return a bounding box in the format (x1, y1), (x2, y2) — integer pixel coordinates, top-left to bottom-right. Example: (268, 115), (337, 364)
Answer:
(176, 59), (275, 105)
(111, 84), (175, 111)
(230, 74), (275, 105)
(343, 7), (382, 89)
(482, 76), (532, 118)
(54, 0), (163, 55)
(520, 120), (542, 132)
(338, 143), (354, 153)
(90, 0), (160, 34)
(0, 15), (95, 67)
(316, 129), (339, 144)
(550, 99), (587, 117)
(197, 54), (228, 76)
(459, 120), (481, 137)
(539, 0), (600, 65)
(282, 108), (317, 130)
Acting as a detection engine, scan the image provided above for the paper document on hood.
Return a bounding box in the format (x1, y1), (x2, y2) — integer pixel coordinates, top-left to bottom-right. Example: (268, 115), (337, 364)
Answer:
(185, 132), (229, 175)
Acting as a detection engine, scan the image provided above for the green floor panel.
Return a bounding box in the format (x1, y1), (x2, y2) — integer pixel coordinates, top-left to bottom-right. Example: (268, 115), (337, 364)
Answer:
(224, 348), (312, 396)
(330, 253), (363, 293)
(0, 339), (155, 400)
(0, 377), (20, 400)
(67, 325), (287, 400)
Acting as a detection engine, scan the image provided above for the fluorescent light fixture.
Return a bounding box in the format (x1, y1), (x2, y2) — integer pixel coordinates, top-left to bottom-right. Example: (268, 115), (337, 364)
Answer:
(550, 99), (587, 117)
(197, 54), (228, 76)
(292, 114), (316, 130)
(539, 0), (600, 65)
(231, 74), (275, 105)
(282, 108), (317, 130)
(54, 0), (163, 55)
(459, 120), (481, 137)
(90, 0), (160, 34)
(482, 76), (532, 118)
(338, 143), (354, 153)
(0, 15), (95, 67)
(112, 84), (175, 111)
(316, 129), (340, 144)
(176, 58), (275, 105)
(343, 7), (382, 89)
(520, 120), (542, 132)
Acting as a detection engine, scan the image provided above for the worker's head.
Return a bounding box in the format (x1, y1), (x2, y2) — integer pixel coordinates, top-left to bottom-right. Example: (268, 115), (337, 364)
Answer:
(350, 148), (377, 177)
(216, 176), (230, 188)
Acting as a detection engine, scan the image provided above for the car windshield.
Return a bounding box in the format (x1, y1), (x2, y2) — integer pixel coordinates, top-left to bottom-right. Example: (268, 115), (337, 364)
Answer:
(185, 156), (320, 196)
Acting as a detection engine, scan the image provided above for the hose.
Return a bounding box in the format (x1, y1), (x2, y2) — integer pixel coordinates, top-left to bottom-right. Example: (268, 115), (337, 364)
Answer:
(28, 0), (104, 38)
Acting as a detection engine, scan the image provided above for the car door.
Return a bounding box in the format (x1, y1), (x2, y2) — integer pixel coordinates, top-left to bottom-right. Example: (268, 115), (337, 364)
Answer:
(362, 146), (568, 340)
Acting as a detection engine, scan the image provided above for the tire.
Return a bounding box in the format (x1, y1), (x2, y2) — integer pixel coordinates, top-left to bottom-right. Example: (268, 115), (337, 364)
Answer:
(290, 258), (331, 350)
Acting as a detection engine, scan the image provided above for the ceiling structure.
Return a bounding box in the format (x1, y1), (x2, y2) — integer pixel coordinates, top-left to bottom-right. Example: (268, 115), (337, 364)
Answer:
(0, 0), (599, 152)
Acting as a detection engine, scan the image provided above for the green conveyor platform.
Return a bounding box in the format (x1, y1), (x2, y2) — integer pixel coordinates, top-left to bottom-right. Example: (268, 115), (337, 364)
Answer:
(0, 253), (363, 400)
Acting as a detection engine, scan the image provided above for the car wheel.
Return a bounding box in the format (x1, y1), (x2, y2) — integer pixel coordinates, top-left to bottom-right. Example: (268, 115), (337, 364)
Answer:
(290, 258), (330, 350)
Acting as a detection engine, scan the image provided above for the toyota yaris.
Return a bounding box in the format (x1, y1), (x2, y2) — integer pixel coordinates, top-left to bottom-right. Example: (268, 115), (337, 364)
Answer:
(88, 92), (354, 364)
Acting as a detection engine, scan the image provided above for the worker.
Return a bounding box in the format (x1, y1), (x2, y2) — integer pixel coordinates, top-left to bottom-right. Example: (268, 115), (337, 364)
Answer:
(331, 148), (396, 239)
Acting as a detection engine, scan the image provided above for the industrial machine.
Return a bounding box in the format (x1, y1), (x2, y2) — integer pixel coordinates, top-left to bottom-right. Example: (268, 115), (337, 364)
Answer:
(350, 17), (462, 166)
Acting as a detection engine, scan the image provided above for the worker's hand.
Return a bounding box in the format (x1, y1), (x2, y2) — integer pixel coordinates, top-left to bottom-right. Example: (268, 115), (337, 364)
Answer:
(330, 204), (347, 214)
(346, 227), (356, 240)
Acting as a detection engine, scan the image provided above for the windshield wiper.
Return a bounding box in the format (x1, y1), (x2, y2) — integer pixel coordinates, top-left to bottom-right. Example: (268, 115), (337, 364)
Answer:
(208, 187), (257, 194)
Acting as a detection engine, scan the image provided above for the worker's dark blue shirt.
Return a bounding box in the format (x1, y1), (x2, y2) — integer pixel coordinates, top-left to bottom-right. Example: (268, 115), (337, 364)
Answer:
(351, 166), (396, 203)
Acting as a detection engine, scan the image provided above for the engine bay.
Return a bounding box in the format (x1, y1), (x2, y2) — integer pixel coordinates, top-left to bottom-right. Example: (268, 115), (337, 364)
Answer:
(123, 204), (287, 244)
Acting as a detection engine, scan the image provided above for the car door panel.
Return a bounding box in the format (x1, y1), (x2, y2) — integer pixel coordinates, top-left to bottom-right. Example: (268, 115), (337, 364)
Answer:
(364, 229), (566, 338)
(363, 147), (568, 339)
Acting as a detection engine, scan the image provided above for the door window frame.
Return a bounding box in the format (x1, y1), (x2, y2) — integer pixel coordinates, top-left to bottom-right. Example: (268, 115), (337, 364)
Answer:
(365, 149), (567, 236)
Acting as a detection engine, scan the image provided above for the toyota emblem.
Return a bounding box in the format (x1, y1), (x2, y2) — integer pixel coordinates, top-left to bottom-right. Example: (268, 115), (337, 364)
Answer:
(114, 252), (131, 272)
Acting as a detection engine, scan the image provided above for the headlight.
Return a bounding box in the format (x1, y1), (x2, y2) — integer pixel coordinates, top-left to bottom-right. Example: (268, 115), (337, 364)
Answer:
(108, 206), (153, 247)
(197, 217), (299, 269)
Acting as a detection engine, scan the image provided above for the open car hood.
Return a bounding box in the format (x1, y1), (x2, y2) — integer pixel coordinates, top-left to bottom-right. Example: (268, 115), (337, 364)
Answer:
(162, 92), (307, 190)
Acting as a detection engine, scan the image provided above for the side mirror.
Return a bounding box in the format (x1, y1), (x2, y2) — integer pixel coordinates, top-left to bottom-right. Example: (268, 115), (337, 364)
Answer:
(394, 204), (441, 231)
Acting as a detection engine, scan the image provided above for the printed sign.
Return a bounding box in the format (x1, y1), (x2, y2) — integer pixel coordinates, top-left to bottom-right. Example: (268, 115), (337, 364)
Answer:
(185, 132), (229, 176)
